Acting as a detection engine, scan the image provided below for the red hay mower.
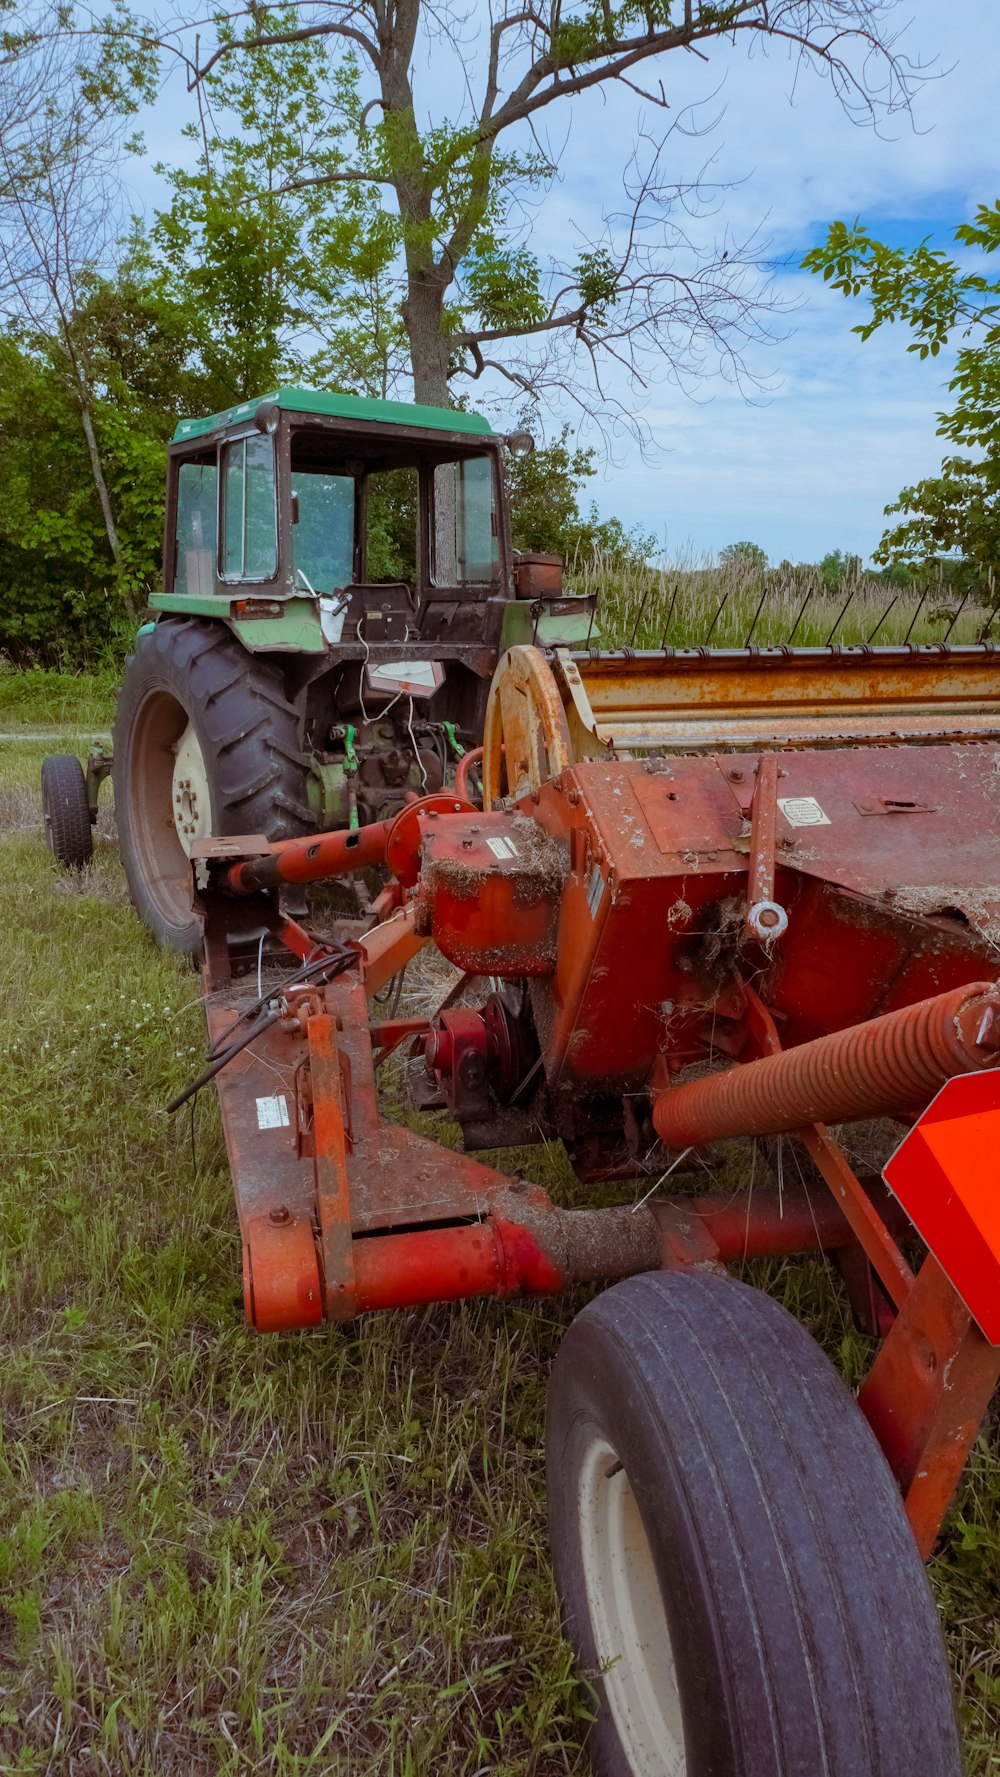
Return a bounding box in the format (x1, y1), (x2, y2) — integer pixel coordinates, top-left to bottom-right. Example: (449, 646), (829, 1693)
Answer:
(49, 635), (1000, 1774)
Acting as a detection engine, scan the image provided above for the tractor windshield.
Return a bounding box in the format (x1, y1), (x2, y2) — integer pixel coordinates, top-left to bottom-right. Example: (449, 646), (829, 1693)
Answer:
(289, 427), (498, 595)
(291, 469), (355, 593)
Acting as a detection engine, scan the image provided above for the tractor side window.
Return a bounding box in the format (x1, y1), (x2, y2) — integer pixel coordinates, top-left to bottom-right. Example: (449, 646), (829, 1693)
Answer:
(220, 434), (277, 581)
(365, 466), (419, 585)
(173, 458), (218, 595)
(431, 455), (498, 585)
(292, 471), (354, 592)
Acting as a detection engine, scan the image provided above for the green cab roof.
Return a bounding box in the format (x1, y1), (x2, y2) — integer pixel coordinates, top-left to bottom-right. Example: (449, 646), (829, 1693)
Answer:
(171, 386), (494, 445)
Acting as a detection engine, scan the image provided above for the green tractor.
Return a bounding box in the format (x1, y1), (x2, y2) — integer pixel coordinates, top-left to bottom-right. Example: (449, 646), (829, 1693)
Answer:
(41, 388), (594, 950)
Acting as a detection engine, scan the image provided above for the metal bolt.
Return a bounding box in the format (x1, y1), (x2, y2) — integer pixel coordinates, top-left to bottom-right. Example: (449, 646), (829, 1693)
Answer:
(268, 1204), (291, 1225)
(729, 768), (744, 782)
(462, 838), (474, 850)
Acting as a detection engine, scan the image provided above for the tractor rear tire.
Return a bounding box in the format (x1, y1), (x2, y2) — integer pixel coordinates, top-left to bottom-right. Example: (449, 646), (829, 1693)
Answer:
(113, 619), (311, 953)
(41, 754), (93, 869)
(546, 1270), (961, 1777)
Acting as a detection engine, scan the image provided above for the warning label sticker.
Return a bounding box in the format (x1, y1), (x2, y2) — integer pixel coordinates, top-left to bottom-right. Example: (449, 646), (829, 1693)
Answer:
(256, 1094), (290, 1130)
(486, 835), (518, 860)
(778, 796), (831, 828)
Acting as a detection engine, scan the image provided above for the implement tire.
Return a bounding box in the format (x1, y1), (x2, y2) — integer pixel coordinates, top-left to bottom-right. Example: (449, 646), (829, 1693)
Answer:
(41, 754), (93, 869)
(546, 1270), (961, 1777)
(113, 619), (311, 952)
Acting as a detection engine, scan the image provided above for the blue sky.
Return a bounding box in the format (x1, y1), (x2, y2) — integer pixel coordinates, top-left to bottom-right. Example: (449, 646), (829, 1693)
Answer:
(127, 1), (999, 566)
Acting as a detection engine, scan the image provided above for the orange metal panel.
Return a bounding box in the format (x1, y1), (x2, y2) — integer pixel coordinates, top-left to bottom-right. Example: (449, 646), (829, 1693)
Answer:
(308, 1013), (357, 1320)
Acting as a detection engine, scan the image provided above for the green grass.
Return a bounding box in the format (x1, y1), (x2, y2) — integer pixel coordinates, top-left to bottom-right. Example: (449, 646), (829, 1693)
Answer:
(0, 665), (118, 731)
(1, 670), (999, 1772)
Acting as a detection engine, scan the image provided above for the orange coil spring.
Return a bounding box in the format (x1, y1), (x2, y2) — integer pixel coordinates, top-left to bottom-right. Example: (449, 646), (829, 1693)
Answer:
(653, 981), (1000, 1149)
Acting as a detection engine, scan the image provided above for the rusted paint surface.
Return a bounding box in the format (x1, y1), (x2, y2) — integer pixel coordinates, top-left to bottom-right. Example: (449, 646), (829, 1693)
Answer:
(482, 645), (573, 807)
(566, 643), (1000, 752)
(417, 810), (566, 975)
(651, 1180), (909, 1269)
(243, 1210), (323, 1332)
(218, 791), (475, 895)
(355, 903), (426, 997)
(195, 657), (1000, 1549)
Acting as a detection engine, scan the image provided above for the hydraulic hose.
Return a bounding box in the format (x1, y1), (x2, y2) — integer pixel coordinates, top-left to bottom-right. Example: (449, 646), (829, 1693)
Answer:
(654, 980), (1000, 1149)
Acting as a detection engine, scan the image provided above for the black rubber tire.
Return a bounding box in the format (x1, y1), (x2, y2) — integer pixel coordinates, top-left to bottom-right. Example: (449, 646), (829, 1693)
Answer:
(547, 1270), (961, 1777)
(113, 619), (312, 952)
(41, 754), (93, 868)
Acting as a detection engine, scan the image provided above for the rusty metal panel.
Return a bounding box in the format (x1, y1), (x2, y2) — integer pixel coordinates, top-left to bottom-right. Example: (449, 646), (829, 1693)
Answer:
(716, 743), (1000, 923)
(567, 644), (1000, 752)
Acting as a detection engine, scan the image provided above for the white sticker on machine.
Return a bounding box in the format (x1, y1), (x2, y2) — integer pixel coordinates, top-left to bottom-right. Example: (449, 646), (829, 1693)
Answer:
(256, 1094), (290, 1130)
(778, 796), (831, 828)
(486, 836), (518, 860)
(587, 863), (606, 919)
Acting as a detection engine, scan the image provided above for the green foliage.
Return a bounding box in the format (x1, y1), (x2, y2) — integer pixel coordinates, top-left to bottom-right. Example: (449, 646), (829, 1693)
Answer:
(463, 239), (546, 331)
(575, 247), (619, 325)
(551, 3), (676, 67)
(505, 429), (654, 564)
(818, 548), (861, 589)
(149, 21), (404, 403)
(365, 467), (419, 584)
(804, 208), (1000, 580)
(719, 540), (768, 572)
(0, 245), (206, 657)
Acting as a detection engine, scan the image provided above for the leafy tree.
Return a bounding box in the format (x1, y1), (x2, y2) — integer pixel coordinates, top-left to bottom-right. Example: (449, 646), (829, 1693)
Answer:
(0, 29), (129, 569)
(81, 0), (919, 418)
(818, 548), (861, 588)
(720, 540), (768, 572)
(803, 208), (1000, 576)
(150, 24), (406, 404)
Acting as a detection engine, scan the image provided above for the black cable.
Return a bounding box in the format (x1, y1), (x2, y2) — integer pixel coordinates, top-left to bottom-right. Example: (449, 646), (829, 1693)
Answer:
(167, 1007), (285, 1115)
(169, 945), (360, 1115)
(205, 944), (357, 1062)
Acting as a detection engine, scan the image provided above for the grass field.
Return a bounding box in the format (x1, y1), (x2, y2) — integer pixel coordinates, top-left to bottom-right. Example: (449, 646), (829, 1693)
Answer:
(2, 612), (999, 1772)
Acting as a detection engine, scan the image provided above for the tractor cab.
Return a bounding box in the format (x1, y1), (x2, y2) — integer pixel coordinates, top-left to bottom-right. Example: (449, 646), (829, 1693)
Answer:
(159, 388), (582, 659)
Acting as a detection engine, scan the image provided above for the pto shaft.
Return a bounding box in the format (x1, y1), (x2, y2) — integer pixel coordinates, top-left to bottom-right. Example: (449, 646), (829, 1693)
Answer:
(220, 818), (391, 894)
(654, 980), (1000, 1148)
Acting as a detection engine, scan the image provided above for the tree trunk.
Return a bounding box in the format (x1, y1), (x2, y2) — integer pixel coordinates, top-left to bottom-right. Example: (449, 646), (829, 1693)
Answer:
(403, 270), (451, 408)
(78, 398), (122, 568)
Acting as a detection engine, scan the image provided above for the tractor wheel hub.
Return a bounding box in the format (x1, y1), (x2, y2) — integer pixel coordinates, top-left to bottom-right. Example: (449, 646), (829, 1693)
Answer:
(171, 722), (212, 855)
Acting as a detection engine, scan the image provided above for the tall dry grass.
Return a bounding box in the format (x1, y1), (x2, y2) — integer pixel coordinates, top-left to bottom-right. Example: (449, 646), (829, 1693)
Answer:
(568, 547), (994, 652)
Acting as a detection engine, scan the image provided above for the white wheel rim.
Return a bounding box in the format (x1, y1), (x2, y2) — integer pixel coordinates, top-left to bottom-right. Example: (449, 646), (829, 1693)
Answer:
(577, 1436), (686, 1777)
(171, 721), (212, 856)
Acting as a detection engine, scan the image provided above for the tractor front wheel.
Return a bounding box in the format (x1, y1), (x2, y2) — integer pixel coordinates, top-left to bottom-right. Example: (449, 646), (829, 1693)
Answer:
(546, 1270), (961, 1777)
(113, 619), (311, 952)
